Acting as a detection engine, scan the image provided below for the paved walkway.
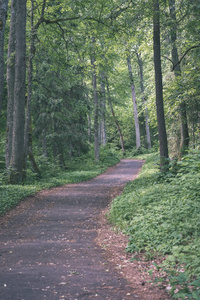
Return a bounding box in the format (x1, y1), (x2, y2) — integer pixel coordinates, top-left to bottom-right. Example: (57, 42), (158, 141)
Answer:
(0, 160), (143, 300)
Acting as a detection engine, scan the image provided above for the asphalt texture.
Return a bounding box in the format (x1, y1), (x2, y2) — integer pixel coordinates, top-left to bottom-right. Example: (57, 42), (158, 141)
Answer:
(0, 159), (144, 300)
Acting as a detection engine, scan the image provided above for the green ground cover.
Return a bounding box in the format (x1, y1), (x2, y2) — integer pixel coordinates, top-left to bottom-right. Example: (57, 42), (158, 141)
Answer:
(108, 151), (200, 299)
(0, 147), (120, 216)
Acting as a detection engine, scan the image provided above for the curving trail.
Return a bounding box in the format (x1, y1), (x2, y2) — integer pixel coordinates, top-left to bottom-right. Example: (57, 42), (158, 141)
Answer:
(0, 159), (145, 300)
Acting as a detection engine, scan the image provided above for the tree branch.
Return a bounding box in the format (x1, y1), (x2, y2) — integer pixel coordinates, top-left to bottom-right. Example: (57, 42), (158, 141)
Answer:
(33, 78), (52, 95)
(31, 1), (133, 36)
(162, 45), (200, 71)
(41, 0), (46, 17)
(110, 0), (132, 19)
(172, 44), (200, 70)
(162, 55), (175, 69)
(43, 16), (81, 24)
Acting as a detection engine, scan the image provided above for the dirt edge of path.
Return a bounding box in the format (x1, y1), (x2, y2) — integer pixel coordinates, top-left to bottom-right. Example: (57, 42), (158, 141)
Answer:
(95, 208), (171, 300)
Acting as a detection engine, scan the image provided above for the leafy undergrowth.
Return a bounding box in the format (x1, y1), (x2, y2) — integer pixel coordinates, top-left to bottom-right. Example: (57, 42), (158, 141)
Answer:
(0, 146), (120, 216)
(108, 151), (200, 299)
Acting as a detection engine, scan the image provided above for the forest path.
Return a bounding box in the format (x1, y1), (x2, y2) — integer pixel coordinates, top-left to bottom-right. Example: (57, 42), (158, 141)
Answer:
(0, 159), (169, 300)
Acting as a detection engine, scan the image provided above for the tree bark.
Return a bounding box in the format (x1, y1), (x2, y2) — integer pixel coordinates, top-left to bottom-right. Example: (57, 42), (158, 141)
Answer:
(169, 0), (189, 157)
(42, 130), (48, 157)
(127, 53), (141, 149)
(106, 78), (125, 153)
(100, 71), (107, 146)
(91, 38), (99, 163)
(23, 0), (34, 178)
(23, 0), (47, 177)
(0, 0), (8, 116)
(28, 119), (41, 176)
(136, 52), (151, 149)
(10, 0), (26, 183)
(153, 0), (169, 170)
(87, 114), (92, 142)
(5, 0), (15, 168)
(198, 112), (200, 145)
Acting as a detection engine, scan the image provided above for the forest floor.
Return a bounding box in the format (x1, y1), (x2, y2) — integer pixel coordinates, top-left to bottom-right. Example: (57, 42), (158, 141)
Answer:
(0, 159), (170, 300)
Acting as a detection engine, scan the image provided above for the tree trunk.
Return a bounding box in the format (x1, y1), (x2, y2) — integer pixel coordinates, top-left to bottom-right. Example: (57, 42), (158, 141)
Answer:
(85, 89), (92, 143)
(42, 130), (48, 157)
(23, 0), (34, 178)
(106, 78), (125, 153)
(5, 0), (15, 168)
(100, 71), (107, 146)
(169, 0), (189, 157)
(153, 0), (169, 170)
(198, 112), (200, 145)
(28, 119), (41, 176)
(192, 117), (195, 149)
(10, 0), (26, 183)
(28, 149), (41, 177)
(0, 0), (8, 116)
(24, 0), (47, 177)
(127, 54), (141, 149)
(91, 38), (99, 163)
(87, 114), (92, 142)
(136, 52), (151, 149)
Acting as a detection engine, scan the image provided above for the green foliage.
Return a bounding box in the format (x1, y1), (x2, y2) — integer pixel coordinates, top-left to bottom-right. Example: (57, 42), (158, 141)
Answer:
(99, 145), (121, 166)
(125, 147), (158, 158)
(169, 274), (200, 299)
(0, 147), (119, 216)
(108, 151), (200, 297)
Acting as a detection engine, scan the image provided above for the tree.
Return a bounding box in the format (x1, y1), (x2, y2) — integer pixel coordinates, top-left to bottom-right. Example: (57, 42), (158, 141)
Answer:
(5, 0), (15, 168)
(169, 0), (189, 157)
(136, 51), (151, 149)
(2, 0), (199, 181)
(0, 0), (8, 116)
(99, 71), (107, 146)
(106, 77), (125, 153)
(153, 0), (169, 169)
(23, 0), (46, 178)
(127, 51), (141, 150)
(91, 37), (100, 163)
(9, 0), (27, 183)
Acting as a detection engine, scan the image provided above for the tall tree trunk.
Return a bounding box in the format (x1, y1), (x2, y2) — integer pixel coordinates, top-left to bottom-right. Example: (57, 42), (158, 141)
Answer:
(127, 53), (141, 150)
(42, 130), (48, 157)
(28, 119), (41, 176)
(100, 71), (107, 146)
(136, 52), (151, 149)
(169, 0), (189, 157)
(106, 78), (125, 153)
(23, 0), (46, 177)
(91, 38), (99, 163)
(192, 117), (195, 149)
(85, 89), (92, 143)
(198, 112), (200, 145)
(87, 114), (92, 142)
(0, 0), (8, 116)
(10, 0), (26, 183)
(23, 0), (34, 178)
(153, 0), (169, 170)
(5, 0), (15, 168)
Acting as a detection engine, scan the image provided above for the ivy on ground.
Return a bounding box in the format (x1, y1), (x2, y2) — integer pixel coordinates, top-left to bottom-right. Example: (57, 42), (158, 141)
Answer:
(108, 151), (200, 299)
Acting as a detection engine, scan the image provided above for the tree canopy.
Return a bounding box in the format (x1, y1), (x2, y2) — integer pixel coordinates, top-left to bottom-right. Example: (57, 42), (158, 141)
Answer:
(0, 0), (199, 181)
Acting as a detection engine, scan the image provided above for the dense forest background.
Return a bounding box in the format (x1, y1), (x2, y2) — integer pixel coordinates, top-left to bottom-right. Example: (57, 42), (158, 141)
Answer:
(0, 0), (199, 181)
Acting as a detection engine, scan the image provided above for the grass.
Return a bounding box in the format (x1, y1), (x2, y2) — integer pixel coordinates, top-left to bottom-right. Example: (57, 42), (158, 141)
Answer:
(108, 150), (200, 299)
(0, 146), (120, 216)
